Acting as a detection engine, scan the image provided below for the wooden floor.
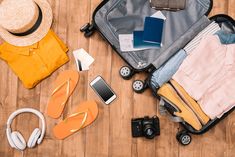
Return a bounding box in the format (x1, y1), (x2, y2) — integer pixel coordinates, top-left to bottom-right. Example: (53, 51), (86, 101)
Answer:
(0, 0), (235, 157)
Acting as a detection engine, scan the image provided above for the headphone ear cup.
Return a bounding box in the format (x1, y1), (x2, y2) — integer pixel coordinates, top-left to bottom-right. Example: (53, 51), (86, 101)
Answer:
(11, 131), (26, 151)
(6, 128), (17, 149)
(27, 128), (41, 148)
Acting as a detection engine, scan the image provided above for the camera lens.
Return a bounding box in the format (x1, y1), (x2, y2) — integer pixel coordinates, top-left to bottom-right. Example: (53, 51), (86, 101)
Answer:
(146, 128), (153, 135)
(144, 126), (156, 139)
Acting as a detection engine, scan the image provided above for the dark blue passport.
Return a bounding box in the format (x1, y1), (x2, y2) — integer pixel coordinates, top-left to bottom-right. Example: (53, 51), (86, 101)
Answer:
(143, 17), (164, 45)
(133, 31), (161, 48)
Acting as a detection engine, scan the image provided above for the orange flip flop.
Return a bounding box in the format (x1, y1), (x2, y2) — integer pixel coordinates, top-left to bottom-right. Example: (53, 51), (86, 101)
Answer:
(47, 70), (79, 119)
(53, 100), (98, 140)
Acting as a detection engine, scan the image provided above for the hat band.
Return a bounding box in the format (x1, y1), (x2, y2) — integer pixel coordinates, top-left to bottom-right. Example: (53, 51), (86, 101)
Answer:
(10, 4), (43, 37)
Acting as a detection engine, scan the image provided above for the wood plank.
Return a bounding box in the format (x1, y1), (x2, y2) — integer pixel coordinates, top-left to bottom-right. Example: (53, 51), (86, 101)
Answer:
(85, 39), (112, 156)
(228, 0), (235, 18)
(155, 110), (179, 157)
(59, 0), (90, 156)
(132, 73), (157, 157)
(0, 63), (18, 157)
(85, 1), (112, 156)
(108, 51), (133, 157)
(225, 2), (235, 157)
(85, 37), (112, 156)
(209, 0), (228, 16)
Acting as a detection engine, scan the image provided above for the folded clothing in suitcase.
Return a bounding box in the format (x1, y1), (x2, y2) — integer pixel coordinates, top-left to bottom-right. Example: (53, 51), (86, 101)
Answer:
(158, 80), (210, 130)
(154, 16), (235, 131)
(150, 21), (221, 89)
(173, 34), (235, 119)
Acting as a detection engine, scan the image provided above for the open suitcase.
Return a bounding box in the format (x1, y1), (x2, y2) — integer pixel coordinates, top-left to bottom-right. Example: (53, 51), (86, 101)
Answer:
(81, 0), (235, 145)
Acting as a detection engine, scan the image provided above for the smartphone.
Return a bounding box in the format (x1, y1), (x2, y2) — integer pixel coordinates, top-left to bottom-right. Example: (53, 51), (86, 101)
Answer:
(90, 76), (117, 105)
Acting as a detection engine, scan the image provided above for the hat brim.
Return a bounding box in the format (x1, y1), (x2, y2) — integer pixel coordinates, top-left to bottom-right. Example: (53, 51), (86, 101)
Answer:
(0, 0), (53, 47)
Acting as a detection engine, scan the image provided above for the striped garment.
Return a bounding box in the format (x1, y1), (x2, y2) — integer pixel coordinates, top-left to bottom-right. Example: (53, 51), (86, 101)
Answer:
(184, 22), (221, 54)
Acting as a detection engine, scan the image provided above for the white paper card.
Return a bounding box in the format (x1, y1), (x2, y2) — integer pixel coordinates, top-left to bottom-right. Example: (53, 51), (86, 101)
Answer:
(151, 11), (166, 20)
(73, 49), (94, 71)
(119, 11), (166, 52)
(119, 34), (149, 52)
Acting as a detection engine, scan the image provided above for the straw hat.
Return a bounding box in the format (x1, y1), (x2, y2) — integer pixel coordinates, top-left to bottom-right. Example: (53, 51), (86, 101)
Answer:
(0, 0), (53, 46)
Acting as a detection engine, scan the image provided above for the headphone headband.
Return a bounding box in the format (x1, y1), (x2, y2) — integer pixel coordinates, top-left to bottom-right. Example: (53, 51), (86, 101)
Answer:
(6, 108), (46, 144)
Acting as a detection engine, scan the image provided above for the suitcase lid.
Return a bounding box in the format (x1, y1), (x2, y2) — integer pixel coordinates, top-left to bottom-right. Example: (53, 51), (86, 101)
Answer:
(93, 0), (213, 71)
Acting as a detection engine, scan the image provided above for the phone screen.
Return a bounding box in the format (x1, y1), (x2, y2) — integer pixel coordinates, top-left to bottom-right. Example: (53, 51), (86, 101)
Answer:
(91, 78), (115, 102)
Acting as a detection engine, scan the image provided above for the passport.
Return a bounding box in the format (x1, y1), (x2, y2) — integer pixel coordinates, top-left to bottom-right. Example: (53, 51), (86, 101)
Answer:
(133, 31), (161, 48)
(143, 17), (164, 45)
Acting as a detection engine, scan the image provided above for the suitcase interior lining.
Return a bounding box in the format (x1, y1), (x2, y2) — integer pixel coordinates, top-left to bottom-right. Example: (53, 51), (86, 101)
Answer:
(94, 0), (212, 70)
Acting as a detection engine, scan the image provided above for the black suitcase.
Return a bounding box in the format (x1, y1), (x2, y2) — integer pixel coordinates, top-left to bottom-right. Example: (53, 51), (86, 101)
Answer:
(81, 0), (235, 145)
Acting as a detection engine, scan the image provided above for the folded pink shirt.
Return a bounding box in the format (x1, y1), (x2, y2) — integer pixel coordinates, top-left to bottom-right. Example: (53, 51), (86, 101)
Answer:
(173, 35), (235, 119)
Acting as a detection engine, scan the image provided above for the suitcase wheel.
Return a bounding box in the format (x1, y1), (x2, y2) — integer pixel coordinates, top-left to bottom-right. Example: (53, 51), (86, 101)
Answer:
(132, 80), (146, 93)
(80, 23), (90, 32)
(119, 66), (134, 80)
(85, 31), (95, 38)
(176, 130), (191, 146)
(80, 23), (95, 37)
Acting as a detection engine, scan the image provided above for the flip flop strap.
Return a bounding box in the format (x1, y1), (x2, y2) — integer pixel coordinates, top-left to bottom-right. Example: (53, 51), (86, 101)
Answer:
(51, 78), (71, 106)
(65, 110), (88, 133)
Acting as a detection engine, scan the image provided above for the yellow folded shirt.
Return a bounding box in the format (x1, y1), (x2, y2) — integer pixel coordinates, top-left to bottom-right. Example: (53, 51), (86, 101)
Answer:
(158, 83), (202, 130)
(170, 80), (210, 125)
(0, 30), (69, 89)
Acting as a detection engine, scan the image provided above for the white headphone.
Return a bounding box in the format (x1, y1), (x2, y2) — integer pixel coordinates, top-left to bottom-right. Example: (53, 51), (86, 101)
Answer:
(6, 108), (46, 151)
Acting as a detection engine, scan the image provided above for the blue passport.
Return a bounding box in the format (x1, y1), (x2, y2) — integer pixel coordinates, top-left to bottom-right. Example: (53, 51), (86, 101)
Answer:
(143, 17), (164, 45)
(133, 31), (161, 48)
